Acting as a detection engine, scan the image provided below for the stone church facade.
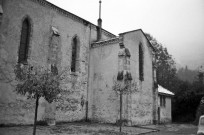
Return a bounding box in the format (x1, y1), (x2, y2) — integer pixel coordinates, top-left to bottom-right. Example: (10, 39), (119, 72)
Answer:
(0, 0), (158, 125)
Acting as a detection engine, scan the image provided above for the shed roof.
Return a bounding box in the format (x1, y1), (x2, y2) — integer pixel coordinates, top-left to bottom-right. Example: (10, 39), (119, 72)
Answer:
(158, 85), (174, 96)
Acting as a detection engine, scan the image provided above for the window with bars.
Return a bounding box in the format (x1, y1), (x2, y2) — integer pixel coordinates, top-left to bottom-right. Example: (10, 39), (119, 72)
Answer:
(139, 43), (144, 81)
(71, 37), (78, 72)
(18, 18), (30, 64)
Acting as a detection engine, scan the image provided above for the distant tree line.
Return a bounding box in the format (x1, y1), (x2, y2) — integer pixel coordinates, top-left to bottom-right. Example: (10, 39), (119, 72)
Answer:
(177, 66), (197, 84)
(146, 33), (204, 124)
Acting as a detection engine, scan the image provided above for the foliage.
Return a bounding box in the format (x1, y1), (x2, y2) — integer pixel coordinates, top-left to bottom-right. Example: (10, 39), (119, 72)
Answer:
(193, 70), (204, 124)
(177, 66), (197, 84)
(112, 77), (138, 132)
(172, 80), (197, 122)
(14, 63), (64, 103)
(145, 33), (177, 92)
(14, 63), (69, 135)
(145, 33), (204, 123)
(112, 77), (138, 95)
(172, 69), (204, 123)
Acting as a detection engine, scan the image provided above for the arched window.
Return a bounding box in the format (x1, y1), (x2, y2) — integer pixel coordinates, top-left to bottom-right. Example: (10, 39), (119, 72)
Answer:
(18, 18), (31, 63)
(71, 36), (80, 72)
(139, 43), (144, 81)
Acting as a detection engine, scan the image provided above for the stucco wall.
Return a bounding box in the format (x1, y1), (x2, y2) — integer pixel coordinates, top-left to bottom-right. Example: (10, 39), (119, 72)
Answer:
(122, 31), (154, 125)
(88, 41), (119, 123)
(0, 0), (113, 124)
(88, 30), (155, 125)
(158, 95), (172, 123)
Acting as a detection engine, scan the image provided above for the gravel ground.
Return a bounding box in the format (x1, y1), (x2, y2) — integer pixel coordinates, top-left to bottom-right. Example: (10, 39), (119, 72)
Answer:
(0, 122), (156, 135)
(0, 123), (197, 135)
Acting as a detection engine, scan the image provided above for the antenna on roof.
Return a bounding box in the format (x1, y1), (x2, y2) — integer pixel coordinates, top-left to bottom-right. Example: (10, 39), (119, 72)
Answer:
(99, 0), (102, 19)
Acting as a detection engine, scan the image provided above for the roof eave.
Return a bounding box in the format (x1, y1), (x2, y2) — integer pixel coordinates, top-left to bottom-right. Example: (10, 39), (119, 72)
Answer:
(32, 0), (116, 38)
(158, 92), (175, 97)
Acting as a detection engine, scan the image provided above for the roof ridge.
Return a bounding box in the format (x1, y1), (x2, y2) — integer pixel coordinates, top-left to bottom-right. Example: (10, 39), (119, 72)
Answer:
(91, 37), (120, 48)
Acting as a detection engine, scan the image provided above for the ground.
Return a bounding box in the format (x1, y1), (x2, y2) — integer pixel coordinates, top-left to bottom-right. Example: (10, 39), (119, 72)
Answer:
(0, 122), (198, 135)
(145, 124), (197, 135)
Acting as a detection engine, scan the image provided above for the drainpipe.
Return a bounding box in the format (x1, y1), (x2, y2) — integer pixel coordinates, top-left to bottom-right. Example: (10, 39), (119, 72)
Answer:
(86, 23), (92, 121)
(152, 51), (158, 124)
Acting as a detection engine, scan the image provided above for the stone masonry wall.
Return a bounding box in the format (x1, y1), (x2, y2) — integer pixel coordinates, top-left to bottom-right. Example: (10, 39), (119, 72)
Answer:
(0, 0), (113, 124)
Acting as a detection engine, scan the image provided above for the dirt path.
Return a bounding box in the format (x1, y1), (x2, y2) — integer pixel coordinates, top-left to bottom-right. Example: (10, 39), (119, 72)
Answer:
(0, 122), (155, 135)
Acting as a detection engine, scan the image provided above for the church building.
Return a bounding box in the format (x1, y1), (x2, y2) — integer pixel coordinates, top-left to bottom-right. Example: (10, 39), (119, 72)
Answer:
(0, 0), (158, 125)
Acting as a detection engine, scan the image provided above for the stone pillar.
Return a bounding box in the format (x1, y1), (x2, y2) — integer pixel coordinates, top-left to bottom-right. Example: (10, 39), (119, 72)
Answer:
(117, 39), (132, 126)
(48, 26), (60, 74)
(44, 102), (56, 126)
(44, 26), (60, 125)
(117, 42), (131, 81)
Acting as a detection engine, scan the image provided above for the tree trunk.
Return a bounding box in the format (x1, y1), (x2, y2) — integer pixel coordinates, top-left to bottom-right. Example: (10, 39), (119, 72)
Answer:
(85, 101), (88, 122)
(120, 92), (122, 132)
(33, 95), (39, 135)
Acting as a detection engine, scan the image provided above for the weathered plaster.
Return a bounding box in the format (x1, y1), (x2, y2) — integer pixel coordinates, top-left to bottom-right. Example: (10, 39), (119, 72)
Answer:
(0, 0), (113, 124)
(88, 30), (155, 125)
(158, 96), (172, 123)
(0, 0), (156, 126)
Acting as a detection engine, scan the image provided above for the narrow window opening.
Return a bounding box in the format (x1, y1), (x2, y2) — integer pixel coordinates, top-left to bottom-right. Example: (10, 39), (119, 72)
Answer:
(71, 37), (78, 72)
(160, 95), (166, 107)
(18, 18), (30, 64)
(139, 43), (144, 81)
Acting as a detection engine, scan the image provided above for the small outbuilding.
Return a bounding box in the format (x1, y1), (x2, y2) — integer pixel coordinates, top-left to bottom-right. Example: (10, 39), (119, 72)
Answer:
(158, 85), (174, 123)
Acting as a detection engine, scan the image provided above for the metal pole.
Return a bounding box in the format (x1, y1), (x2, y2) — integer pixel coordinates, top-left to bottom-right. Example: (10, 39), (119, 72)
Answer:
(33, 95), (39, 135)
(99, 0), (102, 19)
(120, 92), (122, 132)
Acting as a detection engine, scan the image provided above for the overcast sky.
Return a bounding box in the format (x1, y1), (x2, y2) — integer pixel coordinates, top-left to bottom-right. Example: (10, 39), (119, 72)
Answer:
(47, 0), (204, 70)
